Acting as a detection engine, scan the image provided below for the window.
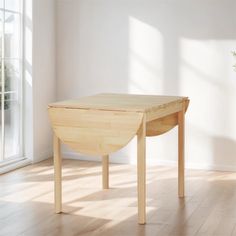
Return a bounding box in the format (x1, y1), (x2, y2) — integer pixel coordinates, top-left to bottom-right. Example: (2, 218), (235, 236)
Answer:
(0, 0), (23, 163)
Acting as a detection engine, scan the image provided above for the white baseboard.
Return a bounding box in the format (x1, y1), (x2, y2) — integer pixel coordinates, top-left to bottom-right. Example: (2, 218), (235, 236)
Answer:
(0, 158), (32, 175)
(62, 151), (236, 172)
(184, 163), (236, 172)
(62, 151), (129, 164)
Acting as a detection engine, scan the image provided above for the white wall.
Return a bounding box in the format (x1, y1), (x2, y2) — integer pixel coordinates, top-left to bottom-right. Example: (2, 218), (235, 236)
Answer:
(32, 0), (56, 162)
(56, 0), (236, 171)
(24, 0), (56, 163)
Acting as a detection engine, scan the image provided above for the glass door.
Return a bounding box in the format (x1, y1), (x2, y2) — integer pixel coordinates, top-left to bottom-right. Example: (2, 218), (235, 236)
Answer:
(0, 0), (22, 163)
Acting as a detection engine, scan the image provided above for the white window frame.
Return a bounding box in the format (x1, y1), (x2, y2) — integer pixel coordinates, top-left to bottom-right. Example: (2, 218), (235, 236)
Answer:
(0, 0), (24, 164)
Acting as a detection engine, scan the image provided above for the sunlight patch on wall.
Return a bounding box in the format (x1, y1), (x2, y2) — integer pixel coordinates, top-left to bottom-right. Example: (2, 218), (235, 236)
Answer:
(128, 17), (163, 94)
(180, 38), (236, 140)
(25, 0), (32, 79)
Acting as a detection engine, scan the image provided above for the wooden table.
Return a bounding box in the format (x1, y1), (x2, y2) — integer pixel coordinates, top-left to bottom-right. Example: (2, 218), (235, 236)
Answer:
(48, 93), (189, 224)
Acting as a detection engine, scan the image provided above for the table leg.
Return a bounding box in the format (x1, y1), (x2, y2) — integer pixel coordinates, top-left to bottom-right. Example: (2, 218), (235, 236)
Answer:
(102, 155), (109, 189)
(54, 134), (62, 213)
(178, 107), (185, 198)
(137, 117), (146, 224)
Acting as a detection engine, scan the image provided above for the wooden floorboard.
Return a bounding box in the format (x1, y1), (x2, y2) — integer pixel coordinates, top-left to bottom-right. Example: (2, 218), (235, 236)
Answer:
(1, 159), (236, 236)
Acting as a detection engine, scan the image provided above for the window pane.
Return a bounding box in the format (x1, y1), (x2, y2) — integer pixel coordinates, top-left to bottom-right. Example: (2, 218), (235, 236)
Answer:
(0, 60), (3, 161)
(0, 11), (2, 57)
(5, 0), (21, 12)
(5, 12), (20, 58)
(3, 59), (21, 159)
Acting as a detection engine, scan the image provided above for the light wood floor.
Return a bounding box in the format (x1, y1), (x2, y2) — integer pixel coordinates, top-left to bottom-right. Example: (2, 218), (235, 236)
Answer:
(1, 159), (236, 236)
